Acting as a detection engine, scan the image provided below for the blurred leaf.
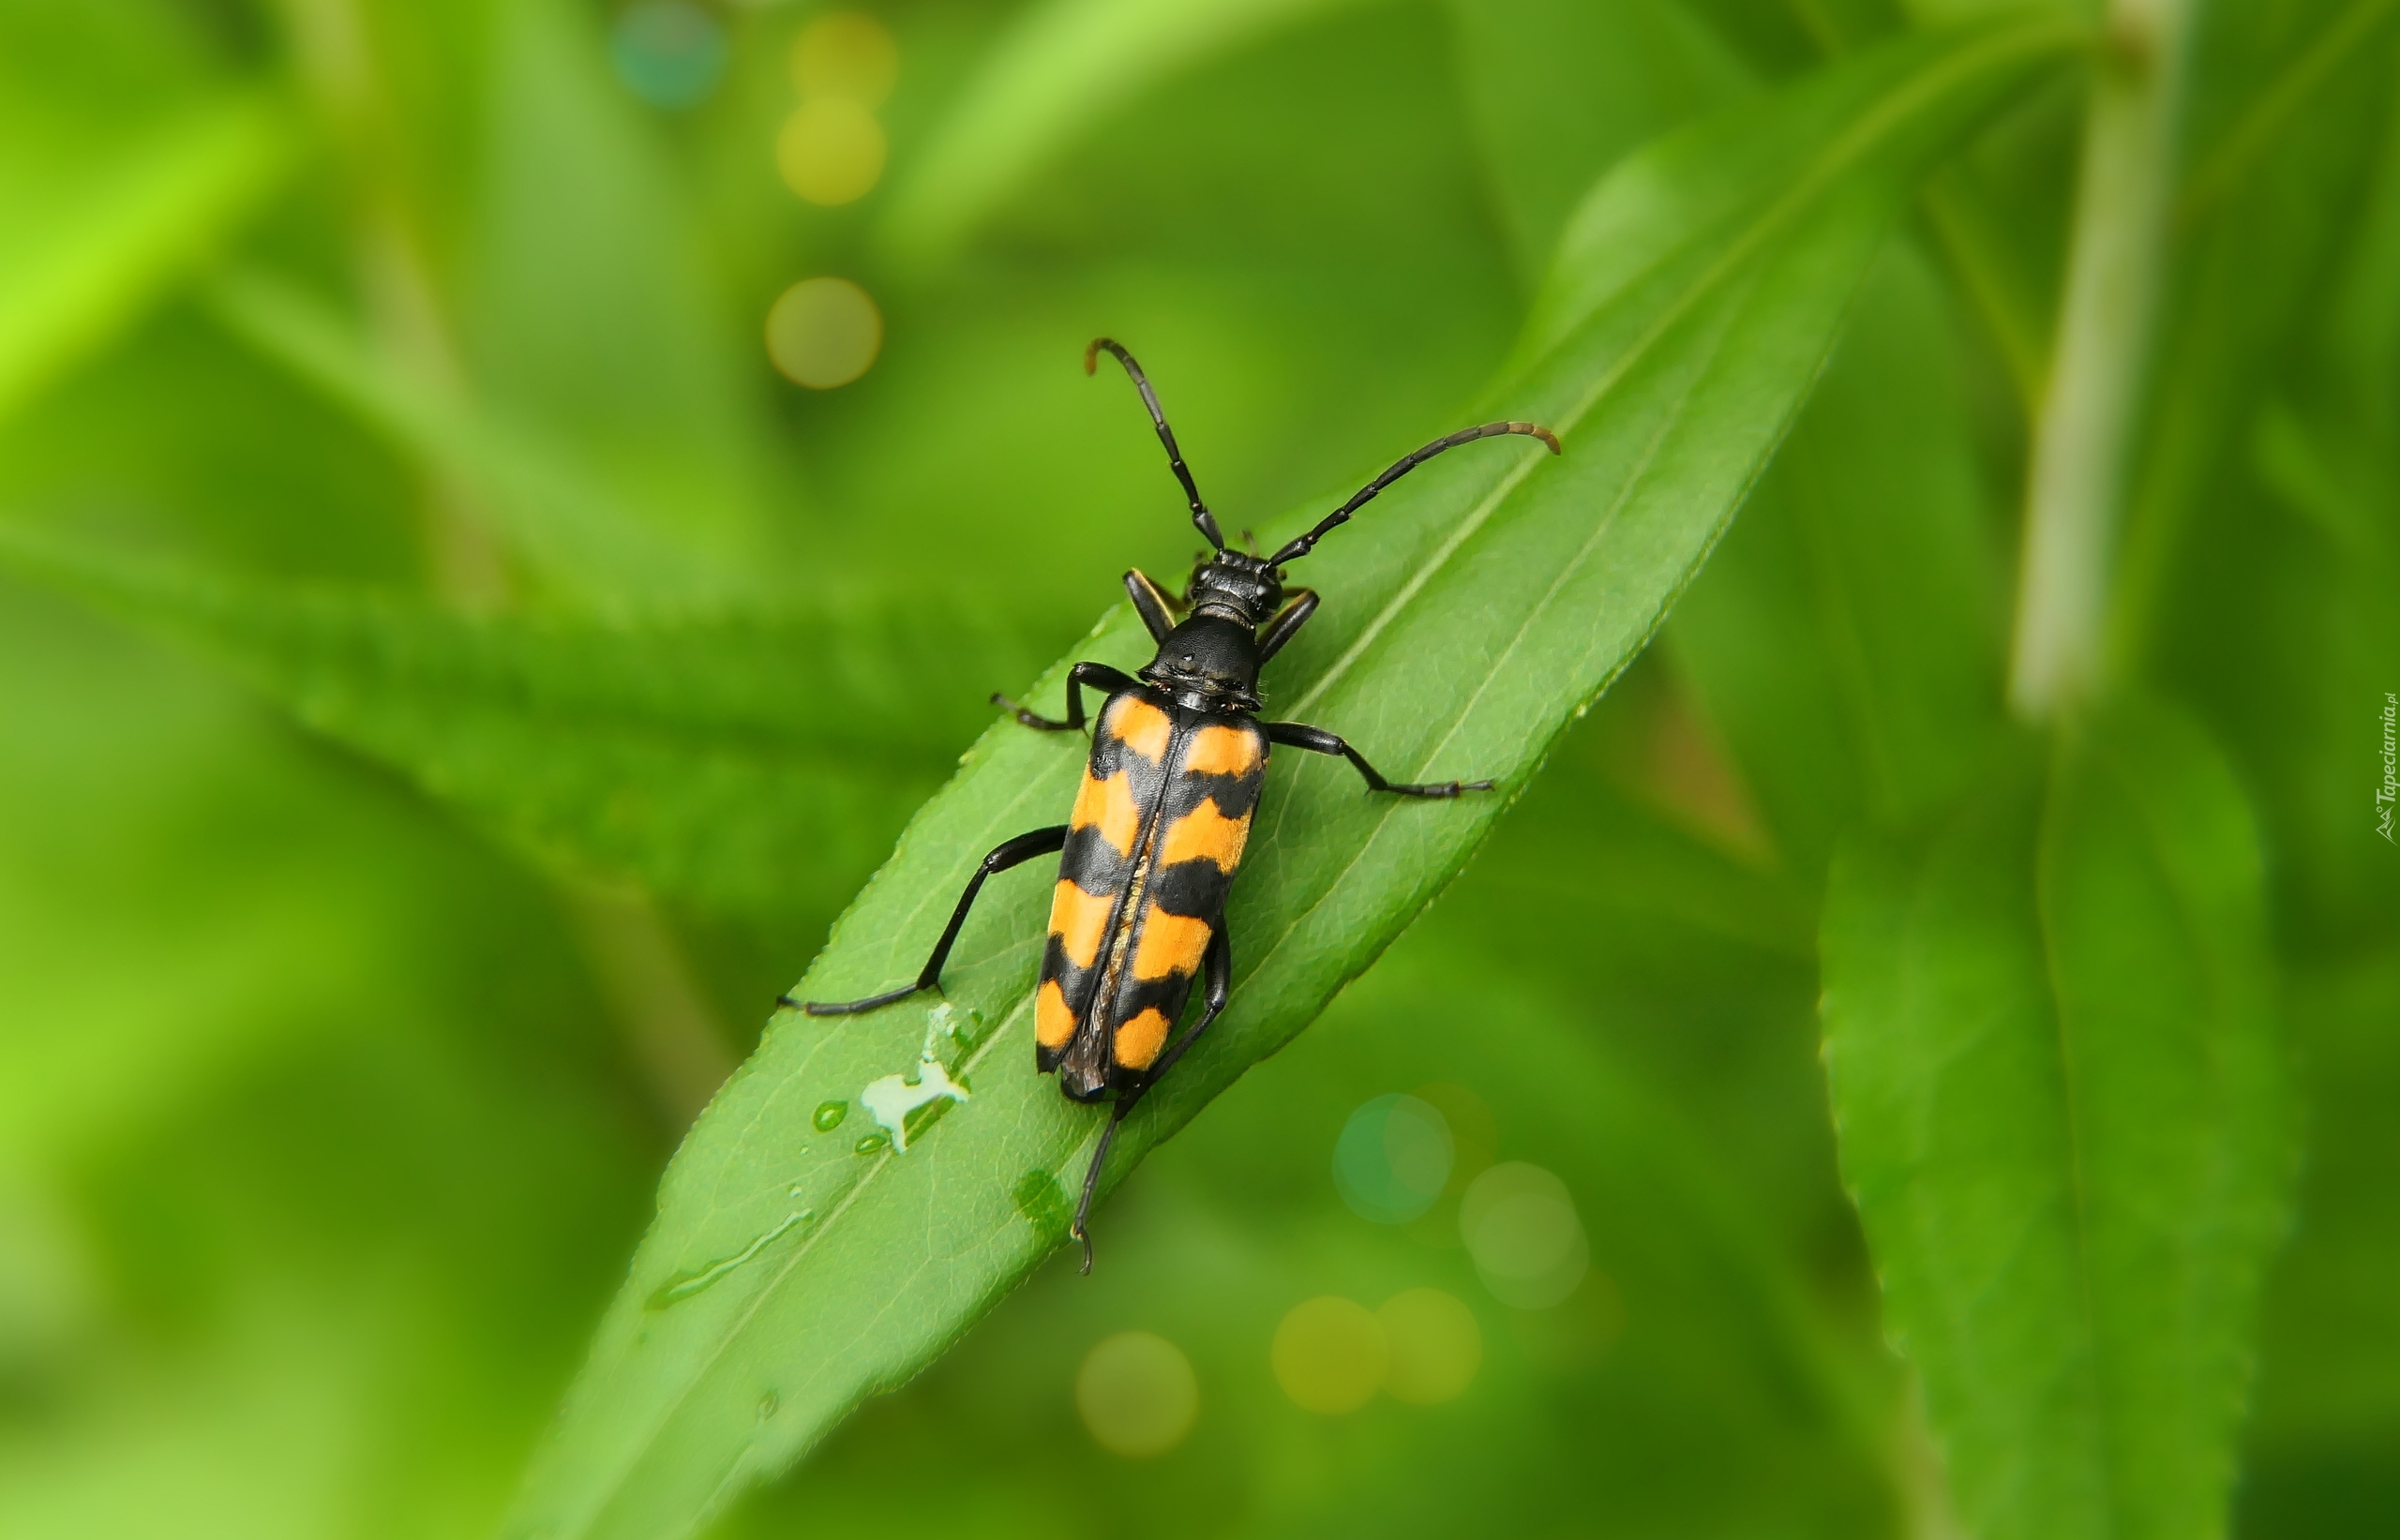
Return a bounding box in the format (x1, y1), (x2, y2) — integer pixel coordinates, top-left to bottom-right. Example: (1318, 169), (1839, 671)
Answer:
(0, 532), (1044, 932)
(1448, 0), (1755, 284)
(460, 0), (773, 590)
(2132, 23), (2400, 942)
(207, 269), (757, 607)
(878, 0), (1389, 263)
(0, 570), (653, 1540)
(2109, 0), (2397, 671)
(507, 21), (2080, 1539)
(1672, 235), (2006, 887)
(2239, 949), (2400, 1535)
(1821, 697), (2289, 1540)
(0, 0), (294, 419)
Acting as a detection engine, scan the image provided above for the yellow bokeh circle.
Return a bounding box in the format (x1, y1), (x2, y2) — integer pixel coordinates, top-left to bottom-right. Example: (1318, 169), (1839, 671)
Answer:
(1075, 1331), (1199, 1458)
(777, 97), (886, 205)
(1377, 1288), (1482, 1405)
(765, 277), (881, 389)
(1271, 1295), (1388, 1414)
(790, 10), (898, 106)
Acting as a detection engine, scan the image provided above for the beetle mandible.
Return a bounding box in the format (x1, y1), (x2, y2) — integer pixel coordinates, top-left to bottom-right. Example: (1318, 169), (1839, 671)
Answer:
(795, 338), (1559, 1269)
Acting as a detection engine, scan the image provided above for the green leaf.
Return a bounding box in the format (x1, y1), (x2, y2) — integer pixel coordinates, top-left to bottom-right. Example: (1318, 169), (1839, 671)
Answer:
(0, 534), (1043, 932)
(1671, 234), (2007, 885)
(1821, 696), (2290, 1540)
(509, 20), (2079, 1539)
(1448, 0), (1755, 285)
(877, 0), (1391, 263)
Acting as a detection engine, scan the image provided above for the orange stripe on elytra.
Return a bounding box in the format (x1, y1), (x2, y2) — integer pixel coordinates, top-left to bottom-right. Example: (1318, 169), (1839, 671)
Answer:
(1132, 906), (1212, 982)
(1158, 800), (1252, 874)
(1068, 770), (1142, 856)
(1048, 879), (1114, 969)
(1107, 696), (1174, 761)
(1185, 724), (1260, 777)
(1036, 979), (1077, 1050)
(1114, 1008), (1172, 1070)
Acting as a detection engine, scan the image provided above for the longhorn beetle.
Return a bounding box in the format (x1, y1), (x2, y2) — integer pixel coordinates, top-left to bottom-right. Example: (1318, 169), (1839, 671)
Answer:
(796, 339), (1559, 1270)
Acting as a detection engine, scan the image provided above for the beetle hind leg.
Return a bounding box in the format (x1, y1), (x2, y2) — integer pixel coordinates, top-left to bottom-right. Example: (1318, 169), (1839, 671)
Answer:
(1071, 1109), (1126, 1275)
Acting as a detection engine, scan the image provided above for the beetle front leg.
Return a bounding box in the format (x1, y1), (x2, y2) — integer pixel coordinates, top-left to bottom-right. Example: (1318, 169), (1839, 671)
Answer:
(1263, 720), (1494, 798)
(992, 660), (1139, 733)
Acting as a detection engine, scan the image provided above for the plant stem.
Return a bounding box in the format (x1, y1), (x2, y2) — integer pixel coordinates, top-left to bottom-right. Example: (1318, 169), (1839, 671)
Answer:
(2006, 0), (2190, 722)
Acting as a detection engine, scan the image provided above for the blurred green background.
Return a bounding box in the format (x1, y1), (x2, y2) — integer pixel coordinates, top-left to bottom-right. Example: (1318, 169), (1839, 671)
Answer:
(1, 0), (2394, 1537)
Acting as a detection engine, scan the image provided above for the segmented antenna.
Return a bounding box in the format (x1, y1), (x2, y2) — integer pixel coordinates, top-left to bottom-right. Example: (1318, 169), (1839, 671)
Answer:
(1087, 337), (1225, 552)
(1269, 420), (1559, 566)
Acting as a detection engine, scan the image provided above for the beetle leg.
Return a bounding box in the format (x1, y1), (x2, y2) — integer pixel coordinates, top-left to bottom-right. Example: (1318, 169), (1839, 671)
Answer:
(1071, 1108), (1125, 1275)
(1146, 924), (1229, 1085)
(1123, 569), (1179, 642)
(1069, 927), (1228, 1272)
(991, 660), (1140, 733)
(1253, 588), (1319, 665)
(792, 824), (1069, 1015)
(1263, 720), (1495, 798)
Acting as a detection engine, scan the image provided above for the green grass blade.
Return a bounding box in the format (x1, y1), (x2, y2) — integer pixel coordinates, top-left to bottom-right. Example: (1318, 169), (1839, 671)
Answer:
(0, 537), (1043, 932)
(509, 21), (2078, 1539)
(1821, 697), (2290, 1540)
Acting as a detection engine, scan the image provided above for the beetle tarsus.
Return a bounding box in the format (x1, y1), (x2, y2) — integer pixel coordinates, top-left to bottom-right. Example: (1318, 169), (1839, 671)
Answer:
(802, 982), (925, 1016)
(1072, 1112), (1125, 1275)
(991, 691), (1078, 732)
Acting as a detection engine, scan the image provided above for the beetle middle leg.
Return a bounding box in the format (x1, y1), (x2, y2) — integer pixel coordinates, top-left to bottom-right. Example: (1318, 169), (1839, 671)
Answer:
(1265, 720), (1494, 798)
(792, 824), (1069, 1015)
(1071, 926), (1229, 1272)
(991, 660), (1139, 733)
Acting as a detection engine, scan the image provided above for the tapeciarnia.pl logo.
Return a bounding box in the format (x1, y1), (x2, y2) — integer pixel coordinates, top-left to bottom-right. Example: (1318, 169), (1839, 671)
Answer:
(2379, 692), (2396, 844)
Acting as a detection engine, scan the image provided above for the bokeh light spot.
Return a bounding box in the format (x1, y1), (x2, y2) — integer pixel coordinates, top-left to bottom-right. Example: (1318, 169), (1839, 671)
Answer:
(777, 97), (887, 205)
(1460, 1161), (1589, 1308)
(1411, 1082), (1496, 1192)
(1075, 1330), (1198, 1458)
(1333, 1093), (1453, 1224)
(766, 277), (881, 388)
(610, 1), (728, 110)
(790, 10), (900, 106)
(1378, 1287), (1481, 1405)
(1271, 1295), (1388, 1413)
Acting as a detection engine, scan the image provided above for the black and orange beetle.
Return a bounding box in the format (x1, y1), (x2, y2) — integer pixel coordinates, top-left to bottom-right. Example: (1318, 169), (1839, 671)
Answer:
(796, 339), (1558, 1268)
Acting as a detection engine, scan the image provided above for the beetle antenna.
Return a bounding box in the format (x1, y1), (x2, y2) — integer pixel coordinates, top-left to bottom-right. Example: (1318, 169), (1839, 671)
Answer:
(1087, 337), (1224, 552)
(1268, 420), (1559, 566)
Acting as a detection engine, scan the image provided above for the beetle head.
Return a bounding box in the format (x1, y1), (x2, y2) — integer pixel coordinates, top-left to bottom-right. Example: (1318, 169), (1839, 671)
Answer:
(1184, 548), (1283, 630)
